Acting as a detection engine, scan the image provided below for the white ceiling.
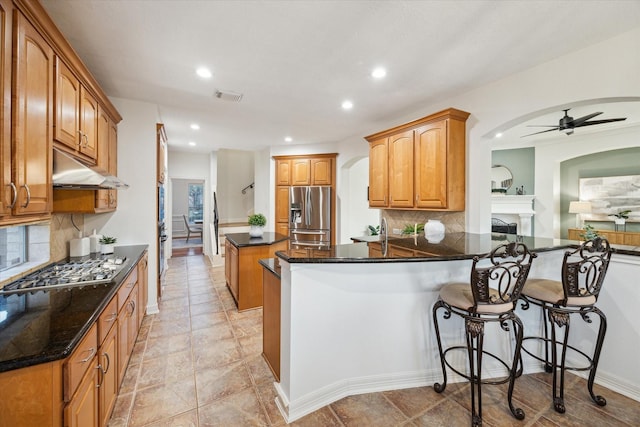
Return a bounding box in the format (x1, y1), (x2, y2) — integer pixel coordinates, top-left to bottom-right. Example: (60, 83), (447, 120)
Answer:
(40, 0), (640, 154)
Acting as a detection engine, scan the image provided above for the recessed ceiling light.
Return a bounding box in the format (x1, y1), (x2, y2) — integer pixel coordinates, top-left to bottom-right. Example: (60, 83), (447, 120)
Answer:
(284, 136), (293, 142)
(371, 67), (387, 79)
(190, 123), (200, 130)
(341, 100), (353, 110)
(495, 132), (503, 138)
(188, 141), (196, 146)
(196, 67), (212, 78)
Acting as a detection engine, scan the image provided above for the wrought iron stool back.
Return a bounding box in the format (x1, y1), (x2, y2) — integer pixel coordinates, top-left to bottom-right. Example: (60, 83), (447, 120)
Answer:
(432, 242), (536, 426)
(520, 237), (612, 414)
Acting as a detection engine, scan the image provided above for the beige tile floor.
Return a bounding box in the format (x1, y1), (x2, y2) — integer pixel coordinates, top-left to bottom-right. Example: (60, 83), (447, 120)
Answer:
(108, 254), (640, 426)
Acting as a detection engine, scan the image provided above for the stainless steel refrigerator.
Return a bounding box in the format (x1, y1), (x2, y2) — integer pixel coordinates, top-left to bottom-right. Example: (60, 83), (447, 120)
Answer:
(289, 186), (331, 249)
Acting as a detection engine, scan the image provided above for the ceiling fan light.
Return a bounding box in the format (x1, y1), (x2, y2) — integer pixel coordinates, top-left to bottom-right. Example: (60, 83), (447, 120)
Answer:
(563, 128), (574, 135)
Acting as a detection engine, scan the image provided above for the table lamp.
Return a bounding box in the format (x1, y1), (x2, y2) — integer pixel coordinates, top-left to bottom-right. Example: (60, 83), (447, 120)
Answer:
(569, 201), (592, 228)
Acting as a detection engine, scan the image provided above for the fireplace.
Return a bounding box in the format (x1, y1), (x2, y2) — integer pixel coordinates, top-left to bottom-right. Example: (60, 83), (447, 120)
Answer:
(491, 195), (535, 236)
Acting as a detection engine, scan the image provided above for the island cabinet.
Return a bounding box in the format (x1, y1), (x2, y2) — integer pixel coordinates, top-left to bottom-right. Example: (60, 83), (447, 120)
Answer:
(273, 154), (337, 244)
(260, 259), (281, 381)
(224, 233), (289, 311)
(365, 108), (470, 211)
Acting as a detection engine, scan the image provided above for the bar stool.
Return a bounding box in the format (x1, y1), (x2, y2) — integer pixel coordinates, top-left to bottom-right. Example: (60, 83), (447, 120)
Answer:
(519, 237), (611, 413)
(433, 242), (536, 427)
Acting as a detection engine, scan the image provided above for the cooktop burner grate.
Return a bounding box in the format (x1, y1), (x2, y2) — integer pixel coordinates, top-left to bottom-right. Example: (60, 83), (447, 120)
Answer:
(1, 256), (128, 296)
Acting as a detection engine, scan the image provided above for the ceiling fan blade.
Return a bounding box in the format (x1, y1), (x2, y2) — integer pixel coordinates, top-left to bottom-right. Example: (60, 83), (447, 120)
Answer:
(526, 125), (559, 128)
(575, 117), (627, 127)
(521, 127), (560, 137)
(571, 112), (603, 126)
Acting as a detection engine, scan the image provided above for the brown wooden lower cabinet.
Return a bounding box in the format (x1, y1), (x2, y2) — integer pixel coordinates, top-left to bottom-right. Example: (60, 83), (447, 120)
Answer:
(262, 263), (281, 381)
(225, 239), (287, 311)
(0, 254), (147, 427)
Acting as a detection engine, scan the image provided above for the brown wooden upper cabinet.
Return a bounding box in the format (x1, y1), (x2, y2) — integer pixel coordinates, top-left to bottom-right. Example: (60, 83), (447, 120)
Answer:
(54, 57), (98, 164)
(365, 108), (470, 211)
(273, 153), (337, 244)
(12, 9), (54, 218)
(157, 123), (167, 184)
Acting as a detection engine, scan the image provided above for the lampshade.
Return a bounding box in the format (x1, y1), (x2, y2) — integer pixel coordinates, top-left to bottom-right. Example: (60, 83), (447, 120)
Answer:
(568, 201), (592, 214)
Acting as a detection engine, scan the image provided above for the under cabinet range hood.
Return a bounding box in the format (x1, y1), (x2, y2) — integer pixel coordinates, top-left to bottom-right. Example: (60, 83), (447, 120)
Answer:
(52, 148), (129, 190)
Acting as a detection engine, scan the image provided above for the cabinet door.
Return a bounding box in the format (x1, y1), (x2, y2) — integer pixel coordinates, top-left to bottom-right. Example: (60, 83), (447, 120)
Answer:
(368, 138), (388, 207)
(388, 130), (414, 208)
(116, 315), (129, 385)
(415, 121), (447, 208)
(108, 121), (118, 208)
(0, 0), (11, 218)
(127, 289), (139, 354)
(224, 240), (231, 285)
(54, 57), (80, 150)
(624, 232), (640, 246)
(137, 252), (148, 328)
(311, 158), (332, 185)
(275, 222), (289, 238)
(276, 159), (290, 185)
(79, 86), (98, 162)
(228, 244), (239, 301)
(99, 325), (118, 427)
(291, 159), (310, 185)
(95, 108), (110, 209)
(64, 357), (99, 427)
(276, 186), (289, 224)
(157, 123), (166, 184)
(13, 11), (53, 216)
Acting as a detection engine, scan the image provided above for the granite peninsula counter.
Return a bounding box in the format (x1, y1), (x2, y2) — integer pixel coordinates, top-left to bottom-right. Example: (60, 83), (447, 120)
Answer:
(271, 233), (640, 423)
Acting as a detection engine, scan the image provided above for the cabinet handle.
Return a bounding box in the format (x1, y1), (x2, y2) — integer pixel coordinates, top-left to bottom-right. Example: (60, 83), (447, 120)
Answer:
(102, 351), (111, 374)
(96, 364), (104, 388)
(21, 184), (31, 208)
(79, 347), (97, 363)
(104, 312), (117, 322)
(77, 130), (84, 147)
(8, 182), (17, 209)
(82, 133), (90, 148)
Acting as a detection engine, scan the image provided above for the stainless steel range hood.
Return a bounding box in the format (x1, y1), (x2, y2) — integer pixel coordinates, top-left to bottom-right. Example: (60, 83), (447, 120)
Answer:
(52, 148), (129, 190)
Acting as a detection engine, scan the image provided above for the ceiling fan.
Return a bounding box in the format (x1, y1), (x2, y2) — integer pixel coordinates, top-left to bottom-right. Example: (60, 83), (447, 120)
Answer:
(522, 109), (626, 137)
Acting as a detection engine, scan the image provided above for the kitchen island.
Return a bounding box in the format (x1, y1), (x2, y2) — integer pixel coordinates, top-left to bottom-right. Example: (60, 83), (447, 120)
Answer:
(272, 233), (640, 423)
(224, 232), (288, 311)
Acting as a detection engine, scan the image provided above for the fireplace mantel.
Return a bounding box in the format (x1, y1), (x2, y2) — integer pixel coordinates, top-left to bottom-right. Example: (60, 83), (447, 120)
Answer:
(491, 195), (536, 236)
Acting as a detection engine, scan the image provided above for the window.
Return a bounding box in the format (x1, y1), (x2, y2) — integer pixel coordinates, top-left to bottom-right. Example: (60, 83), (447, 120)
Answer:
(188, 183), (204, 222)
(0, 226), (27, 273)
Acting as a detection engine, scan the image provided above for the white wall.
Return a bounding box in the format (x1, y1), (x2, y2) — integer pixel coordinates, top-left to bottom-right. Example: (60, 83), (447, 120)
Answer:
(216, 149), (255, 223)
(84, 97), (161, 314)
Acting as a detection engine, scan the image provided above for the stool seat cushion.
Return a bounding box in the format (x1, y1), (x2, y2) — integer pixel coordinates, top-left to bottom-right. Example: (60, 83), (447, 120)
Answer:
(439, 283), (514, 314)
(522, 278), (596, 306)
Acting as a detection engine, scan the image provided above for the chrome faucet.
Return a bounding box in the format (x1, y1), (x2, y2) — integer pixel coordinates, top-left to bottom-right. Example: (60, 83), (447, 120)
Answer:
(380, 217), (388, 256)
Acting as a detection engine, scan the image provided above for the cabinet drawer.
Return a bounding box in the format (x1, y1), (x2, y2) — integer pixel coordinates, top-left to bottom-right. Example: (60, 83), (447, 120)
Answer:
(98, 296), (118, 345)
(117, 268), (138, 312)
(64, 323), (98, 402)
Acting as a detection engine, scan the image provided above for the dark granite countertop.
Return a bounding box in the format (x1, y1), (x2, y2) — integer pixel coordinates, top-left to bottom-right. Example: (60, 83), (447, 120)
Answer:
(225, 232), (289, 248)
(259, 258), (281, 279)
(277, 232), (639, 263)
(0, 245), (148, 373)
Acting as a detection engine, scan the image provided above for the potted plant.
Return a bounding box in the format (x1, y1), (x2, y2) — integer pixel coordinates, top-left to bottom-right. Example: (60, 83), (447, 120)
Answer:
(368, 225), (380, 236)
(248, 213), (267, 237)
(401, 223), (424, 235)
(99, 236), (117, 254)
(579, 225), (599, 241)
(608, 209), (631, 225)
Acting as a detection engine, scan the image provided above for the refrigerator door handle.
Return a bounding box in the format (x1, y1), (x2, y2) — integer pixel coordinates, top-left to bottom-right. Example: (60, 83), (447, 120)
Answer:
(291, 230), (326, 235)
(292, 241), (327, 247)
(305, 187), (312, 226)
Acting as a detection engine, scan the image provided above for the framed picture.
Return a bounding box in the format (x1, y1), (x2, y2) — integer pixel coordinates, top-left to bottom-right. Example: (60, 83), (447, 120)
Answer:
(579, 175), (640, 222)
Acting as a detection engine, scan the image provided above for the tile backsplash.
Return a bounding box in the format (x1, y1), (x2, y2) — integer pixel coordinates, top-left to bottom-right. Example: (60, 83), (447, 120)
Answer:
(382, 210), (465, 235)
(50, 213), (85, 262)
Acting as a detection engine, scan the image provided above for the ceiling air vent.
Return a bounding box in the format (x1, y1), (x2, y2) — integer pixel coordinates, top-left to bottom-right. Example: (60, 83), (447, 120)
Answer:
(214, 89), (243, 102)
